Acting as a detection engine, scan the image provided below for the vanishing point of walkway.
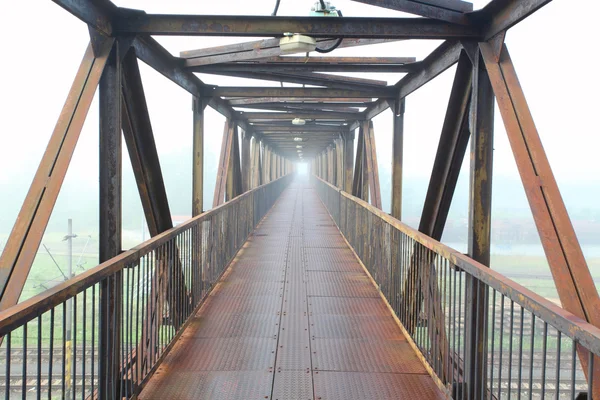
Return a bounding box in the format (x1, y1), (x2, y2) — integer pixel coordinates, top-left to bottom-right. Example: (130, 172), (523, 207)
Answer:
(139, 179), (444, 399)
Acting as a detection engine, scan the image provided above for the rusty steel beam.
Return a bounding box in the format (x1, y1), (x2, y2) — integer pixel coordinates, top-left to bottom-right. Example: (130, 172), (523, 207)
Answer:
(201, 70), (387, 91)
(357, 40), (463, 126)
(228, 97), (373, 106)
(194, 63), (419, 73)
(250, 138), (262, 189)
(131, 36), (253, 134)
(480, 42), (600, 325)
(350, 0), (472, 25)
(419, 51), (472, 240)
(115, 15), (480, 38)
(213, 120), (234, 207)
(236, 104), (363, 114)
(241, 131), (252, 193)
(121, 49), (173, 236)
(246, 56), (416, 65)
(51, 0), (116, 36)
(391, 99), (405, 220)
(181, 38), (403, 66)
(475, 0), (553, 40)
(464, 47), (494, 399)
(242, 112), (356, 120)
(398, 40), (463, 99)
(363, 121), (382, 209)
(98, 40), (122, 399)
(192, 97), (207, 216)
(481, 42), (600, 394)
(352, 125), (368, 201)
(343, 131), (355, 193)
(0, 38), (114, 311)
(253, 125), (347, 133)
(208, 87), (391, 98)
(226, 125), (243, 201)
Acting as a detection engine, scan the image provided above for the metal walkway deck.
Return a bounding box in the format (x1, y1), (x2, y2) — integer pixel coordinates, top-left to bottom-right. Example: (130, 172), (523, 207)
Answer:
(139, 180), (444, 400)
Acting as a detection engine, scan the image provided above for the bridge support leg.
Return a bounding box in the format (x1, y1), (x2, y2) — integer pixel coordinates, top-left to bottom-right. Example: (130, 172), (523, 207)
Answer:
(343, 131), (355, 193)
(214, 119), (242, 206)
(192, 96), (207, 216)
(481, 41), (600, 395)
(352, 125), (368, 201)
(99, 39), (123, 400)
(465, 45), (494, 400)
(226, 125), (243, 201)
(241, 130), (252, 192)
(251, 138), (262, 189)
(364, 121), (382, 209)
(391, 99), (405, 220)
(121, 49), (173, 234)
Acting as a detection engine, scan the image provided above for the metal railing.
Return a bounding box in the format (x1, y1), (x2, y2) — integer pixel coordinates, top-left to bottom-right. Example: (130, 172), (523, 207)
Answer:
(0, 175), (291, 400)
(314, 176), (600, 399)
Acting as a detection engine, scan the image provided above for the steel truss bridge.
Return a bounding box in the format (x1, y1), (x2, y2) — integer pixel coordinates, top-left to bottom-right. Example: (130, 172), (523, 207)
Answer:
(2, 0), (600, 399)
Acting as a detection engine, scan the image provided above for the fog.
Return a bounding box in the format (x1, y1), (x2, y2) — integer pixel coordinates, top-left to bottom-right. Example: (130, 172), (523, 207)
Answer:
(1, 0), (600, 300)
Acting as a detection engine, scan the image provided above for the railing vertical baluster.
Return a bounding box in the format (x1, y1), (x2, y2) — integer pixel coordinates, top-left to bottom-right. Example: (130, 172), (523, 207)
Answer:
(91, 285), (95, 397)
(517, 307), (524, 399)
(6, 332), (11, 400)
(571, 341), (577, 399)
(589, 350), (594, 400)
(555, 331), (561, 398)
(49, 309), (54, 400)
(82, 290), (86, 399)
(528, 314), (535, 400)
(458, 271), (467, 400)
(72, 294), (77, 400)
(507, 300), (514, 399)
(23, 323), (27, 399)
(541, 322), (548, 400)
(490, 290), (496, 396)
(498, 296), (504, 400)
(37, 315), (42, 400)
(62, 302), (67, 398)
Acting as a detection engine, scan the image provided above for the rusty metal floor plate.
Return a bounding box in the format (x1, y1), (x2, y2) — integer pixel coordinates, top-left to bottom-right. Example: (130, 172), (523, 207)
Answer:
(139, 180), (443, 400)
(140, 370), (273, 400)
(312, 338), (426, 374)
(313, 372), (445, 400)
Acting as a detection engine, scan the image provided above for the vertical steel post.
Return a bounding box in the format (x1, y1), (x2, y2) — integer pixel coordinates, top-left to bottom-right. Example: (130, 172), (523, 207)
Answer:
(344, 131), (355, 193)
(192, 96), (205, 216)
(465, 48), (494, 400)
(391, 99), (405, 220)
(98, 41), (122, 400)
(241, 130), (252, 192)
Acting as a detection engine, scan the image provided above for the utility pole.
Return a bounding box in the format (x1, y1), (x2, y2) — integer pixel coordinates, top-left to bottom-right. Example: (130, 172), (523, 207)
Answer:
(64, 218), (77, 397)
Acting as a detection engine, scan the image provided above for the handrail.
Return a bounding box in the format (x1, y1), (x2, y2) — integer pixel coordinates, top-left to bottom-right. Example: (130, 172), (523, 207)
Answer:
(313, 175), (600, 354)
(313, 174), (600, 398)
(0, 175), (290, 335)
(0, 174), (293, 399)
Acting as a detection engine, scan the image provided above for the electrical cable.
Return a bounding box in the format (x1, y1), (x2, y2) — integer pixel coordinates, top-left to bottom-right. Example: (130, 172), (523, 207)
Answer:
(272, 0), (281, 16)
(315, 9), (343, 53)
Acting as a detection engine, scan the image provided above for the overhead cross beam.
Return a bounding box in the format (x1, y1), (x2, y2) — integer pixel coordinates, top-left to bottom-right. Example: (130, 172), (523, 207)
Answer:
(207, 87), (390, 98)
(193, 63), (419, 73)
(114, 15), (480, 39)
(201, 70), (387, 91)
(349, 0), (473, 25)
(181, 38), (403, 66)
(474, 0), (553, 40)
(243, 112), (355, 120)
